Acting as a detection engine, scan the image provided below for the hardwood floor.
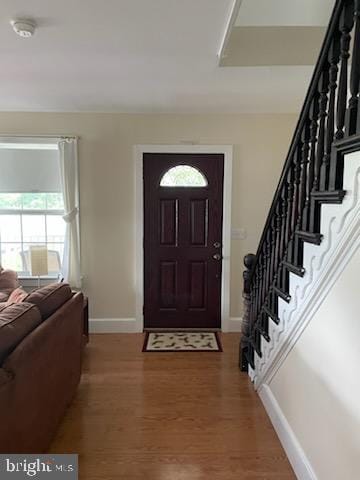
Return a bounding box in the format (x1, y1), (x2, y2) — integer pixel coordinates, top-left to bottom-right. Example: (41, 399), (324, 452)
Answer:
(49, 333), (295, 479)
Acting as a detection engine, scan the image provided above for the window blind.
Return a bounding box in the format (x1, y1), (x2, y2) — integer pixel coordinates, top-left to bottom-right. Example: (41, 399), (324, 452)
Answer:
(0, 146), (61, 193)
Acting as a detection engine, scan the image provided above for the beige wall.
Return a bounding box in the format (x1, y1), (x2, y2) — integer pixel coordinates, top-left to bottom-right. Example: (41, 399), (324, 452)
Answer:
(0, 112), (297, 319)
(270, 246), (360, 480)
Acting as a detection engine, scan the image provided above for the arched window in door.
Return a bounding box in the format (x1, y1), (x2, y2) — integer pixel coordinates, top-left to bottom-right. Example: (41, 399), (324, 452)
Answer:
(160, 165), (208, 187)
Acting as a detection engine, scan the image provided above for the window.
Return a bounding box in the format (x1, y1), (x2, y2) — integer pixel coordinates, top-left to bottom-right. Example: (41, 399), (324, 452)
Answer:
(160, 165), (208, 187)
(0, 193), (65, 276)
(0, 141), (65, 277)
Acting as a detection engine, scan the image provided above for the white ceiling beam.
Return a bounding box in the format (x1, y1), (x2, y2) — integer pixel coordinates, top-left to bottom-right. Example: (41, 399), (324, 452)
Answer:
(217, 0), (243, 64)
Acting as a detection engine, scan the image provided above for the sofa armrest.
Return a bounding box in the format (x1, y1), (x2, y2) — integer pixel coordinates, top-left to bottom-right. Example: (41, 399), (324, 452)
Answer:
(3, 292), (84, 372)
(0, 292), (84, 453)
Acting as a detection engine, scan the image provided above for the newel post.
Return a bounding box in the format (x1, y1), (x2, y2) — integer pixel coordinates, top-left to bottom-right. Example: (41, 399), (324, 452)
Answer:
(239, 253), (256, 372)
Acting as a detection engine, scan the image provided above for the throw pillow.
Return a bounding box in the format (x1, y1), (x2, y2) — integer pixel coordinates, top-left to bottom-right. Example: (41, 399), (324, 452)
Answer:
(0, 268), (19, 294)
(7, 287), (28, 304)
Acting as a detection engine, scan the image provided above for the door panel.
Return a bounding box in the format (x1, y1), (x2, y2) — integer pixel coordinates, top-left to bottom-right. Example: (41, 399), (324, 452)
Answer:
(190, 199), (208, 246)
(160, 199), (178, 246)
(160, 261), (177, 309)
(144, 153), (224, 329)
(189, 261), (207, 309)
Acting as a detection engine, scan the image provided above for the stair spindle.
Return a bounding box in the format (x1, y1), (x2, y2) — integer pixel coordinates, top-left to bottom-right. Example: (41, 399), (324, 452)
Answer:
(269, 215), (277, 288)
(302, 98), (319, 231)
(314, 69), (330, 193)
(336, 0), (354, 139)
(346, 0), (360, 135)
(321, 37), (340, 191)
(294, 122), (311, 267)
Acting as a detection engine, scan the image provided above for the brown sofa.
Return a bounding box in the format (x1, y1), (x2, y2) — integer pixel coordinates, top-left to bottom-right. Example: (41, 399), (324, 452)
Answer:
(0, 278), (84, 453)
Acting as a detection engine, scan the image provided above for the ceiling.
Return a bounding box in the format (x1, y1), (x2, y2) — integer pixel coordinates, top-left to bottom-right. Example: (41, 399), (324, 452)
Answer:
(0, 0), (335, 113)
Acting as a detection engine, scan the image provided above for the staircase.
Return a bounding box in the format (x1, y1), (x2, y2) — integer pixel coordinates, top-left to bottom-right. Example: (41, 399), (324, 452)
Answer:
(240, 0), (360, 387)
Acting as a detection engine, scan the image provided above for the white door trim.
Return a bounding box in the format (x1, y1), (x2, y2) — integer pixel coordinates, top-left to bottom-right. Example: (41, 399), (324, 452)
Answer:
(134, 144), (233, 332)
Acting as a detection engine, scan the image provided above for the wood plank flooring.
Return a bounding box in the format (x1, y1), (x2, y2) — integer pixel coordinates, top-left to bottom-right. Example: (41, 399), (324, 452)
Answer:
(49, 333), (295, 479)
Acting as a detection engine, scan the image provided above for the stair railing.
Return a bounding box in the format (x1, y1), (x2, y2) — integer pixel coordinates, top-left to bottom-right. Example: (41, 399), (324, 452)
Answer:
(241, 0), (360, 372)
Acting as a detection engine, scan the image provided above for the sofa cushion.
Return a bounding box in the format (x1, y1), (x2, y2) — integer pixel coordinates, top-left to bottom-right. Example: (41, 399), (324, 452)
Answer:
(0, 292), (9, 303)
(0, 303), (42, 364)
(24, 283), (73, 320)
(0, 269), (19, 295)
(7, 287), (28, 304)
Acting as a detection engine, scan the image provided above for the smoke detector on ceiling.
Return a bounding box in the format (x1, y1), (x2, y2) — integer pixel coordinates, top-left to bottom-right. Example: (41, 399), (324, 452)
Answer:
(11, 19), (36, 38)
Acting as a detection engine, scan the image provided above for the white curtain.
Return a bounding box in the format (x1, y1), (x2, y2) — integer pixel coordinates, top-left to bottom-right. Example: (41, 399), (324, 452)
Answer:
(58, 138), (81, 288)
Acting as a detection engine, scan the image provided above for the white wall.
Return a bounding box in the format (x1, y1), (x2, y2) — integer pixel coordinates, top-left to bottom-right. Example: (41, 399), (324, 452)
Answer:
(0, 112), (297, 319)
(269, 244), (360, 480)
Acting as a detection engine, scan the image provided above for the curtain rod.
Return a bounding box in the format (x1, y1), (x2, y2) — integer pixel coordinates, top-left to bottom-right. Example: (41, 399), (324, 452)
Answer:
(0, 134), (79, 139)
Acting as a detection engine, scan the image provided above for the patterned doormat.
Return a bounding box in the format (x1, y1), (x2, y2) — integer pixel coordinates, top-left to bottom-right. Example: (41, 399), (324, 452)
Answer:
(142, 332), (222, 352)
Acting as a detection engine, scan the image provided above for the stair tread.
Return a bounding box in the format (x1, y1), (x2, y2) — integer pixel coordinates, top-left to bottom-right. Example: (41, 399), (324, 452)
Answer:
(263, 305), (280, 324)
(258, 327), (270, 342)
(272, 285), (291, 303)
(311, 189), (346, 204)
(251, 333), (262, 358)
(244, 349), (255, 370)
(282, 260), (305, 277)
(296, 230), (323, 245)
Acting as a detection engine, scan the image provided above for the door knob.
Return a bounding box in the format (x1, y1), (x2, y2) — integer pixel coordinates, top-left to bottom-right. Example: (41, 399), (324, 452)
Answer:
(213, 253), (222, 261)
(213, 242), (221, 248)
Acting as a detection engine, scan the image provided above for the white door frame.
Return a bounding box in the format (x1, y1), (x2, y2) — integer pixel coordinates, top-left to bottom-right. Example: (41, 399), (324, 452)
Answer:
(134, 145), (233, 332)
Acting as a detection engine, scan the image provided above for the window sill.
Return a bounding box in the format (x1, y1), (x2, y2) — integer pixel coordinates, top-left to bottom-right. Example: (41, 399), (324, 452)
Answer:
(18, 276), (60, 288)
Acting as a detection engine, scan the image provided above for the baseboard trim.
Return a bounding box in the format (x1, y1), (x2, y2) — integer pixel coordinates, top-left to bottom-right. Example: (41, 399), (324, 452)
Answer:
(228, 317), (243, 332)
(259, 384), (317, 480)
(89, 318), (137, 333)
(90, 317), (242, 333)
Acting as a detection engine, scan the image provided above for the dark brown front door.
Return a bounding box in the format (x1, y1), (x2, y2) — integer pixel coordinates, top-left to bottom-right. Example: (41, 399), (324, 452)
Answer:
(144, 153), (224, 329)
